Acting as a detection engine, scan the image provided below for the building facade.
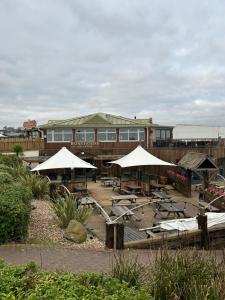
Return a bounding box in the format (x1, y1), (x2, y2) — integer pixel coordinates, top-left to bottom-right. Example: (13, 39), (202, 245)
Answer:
(40, 112), (173, 175)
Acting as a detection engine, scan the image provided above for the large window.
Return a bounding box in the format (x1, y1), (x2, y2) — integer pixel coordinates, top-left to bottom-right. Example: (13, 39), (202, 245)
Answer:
(119, 128), (145, 141)
(75, 128), (95, 142)
(156, 129), (171, 140)
(97, 128), (116, 141)
(46, 129), (73, 142)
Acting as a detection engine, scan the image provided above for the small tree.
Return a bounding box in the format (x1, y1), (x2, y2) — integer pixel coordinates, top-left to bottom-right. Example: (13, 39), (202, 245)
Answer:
(13, 144), (23, 156)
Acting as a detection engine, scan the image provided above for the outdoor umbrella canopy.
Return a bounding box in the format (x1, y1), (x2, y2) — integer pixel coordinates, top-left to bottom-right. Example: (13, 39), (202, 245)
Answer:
(31, 147), (96, 171)
(110, 145), (175, 168)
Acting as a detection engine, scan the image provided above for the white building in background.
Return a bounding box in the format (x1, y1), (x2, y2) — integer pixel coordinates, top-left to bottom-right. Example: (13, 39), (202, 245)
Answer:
(173, 124), (225, 141)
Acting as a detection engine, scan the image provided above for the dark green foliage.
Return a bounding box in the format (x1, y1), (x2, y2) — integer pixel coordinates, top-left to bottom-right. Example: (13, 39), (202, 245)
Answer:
(0, 184), (31, 243)
(0, 154), (22, 167)
(0, 171), (13, 184)
(0, 261), (148, 299)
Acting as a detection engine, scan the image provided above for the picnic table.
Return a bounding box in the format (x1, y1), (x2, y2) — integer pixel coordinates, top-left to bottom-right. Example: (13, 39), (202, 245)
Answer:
(152, 201), (186, 219)
(111, 194), (138, 206)
(125, 185), (143, 195)
(151, 183), (166, 191)
(79, 196), (96, 207)
(74, 186), (88, 196)
(111, 205), (134, 220)
(100, 177), (116, 182)
(102, 180), (114, 187)
(151, 191), (171, 200)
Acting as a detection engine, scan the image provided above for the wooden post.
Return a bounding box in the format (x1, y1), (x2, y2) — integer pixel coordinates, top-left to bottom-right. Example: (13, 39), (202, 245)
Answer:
(105, 223), (124, 249)
(187, 169), (192, 197)
(197, 209), (209, 249)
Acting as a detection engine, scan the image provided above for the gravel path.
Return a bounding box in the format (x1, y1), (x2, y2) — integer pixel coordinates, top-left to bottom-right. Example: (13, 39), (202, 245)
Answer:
(28, 199), (104, 249)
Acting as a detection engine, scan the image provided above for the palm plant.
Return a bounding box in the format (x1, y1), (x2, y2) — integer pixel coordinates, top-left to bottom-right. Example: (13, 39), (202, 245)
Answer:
(52, 194), (92, 228)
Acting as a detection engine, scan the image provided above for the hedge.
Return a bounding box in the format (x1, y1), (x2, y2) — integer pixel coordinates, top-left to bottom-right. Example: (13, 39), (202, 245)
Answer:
(0, 261), (148, 299)
(0, 184), (31, 243)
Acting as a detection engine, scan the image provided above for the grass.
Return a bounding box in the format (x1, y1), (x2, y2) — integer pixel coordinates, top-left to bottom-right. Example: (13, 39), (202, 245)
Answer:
(112, 249), (225, 300)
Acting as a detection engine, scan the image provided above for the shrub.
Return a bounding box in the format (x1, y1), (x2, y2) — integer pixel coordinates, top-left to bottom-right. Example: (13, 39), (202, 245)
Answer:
(112, 254), (144, 289)
(0, 154), (22, 167)
(52, 194), (92, 228)
(19, 173), (50, 200)
(0, 184), (31, 243)
(12, 144), (23, 156)
(149, 250), (225, 300)
(0, 171), (13, 184)
(0, 261), (148, 299)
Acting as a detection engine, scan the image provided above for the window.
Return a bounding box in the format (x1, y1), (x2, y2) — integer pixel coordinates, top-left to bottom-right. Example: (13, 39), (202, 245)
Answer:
(97, 128), (116, 141)
(156, 129), (171, 140)
(75, 128), (95, 142)
(46, 129), (72, 142)
(119, 128), (145, 141)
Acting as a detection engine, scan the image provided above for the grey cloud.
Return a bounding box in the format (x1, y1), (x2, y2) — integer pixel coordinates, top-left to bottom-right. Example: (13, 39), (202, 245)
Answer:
(0, 0), (225, 127)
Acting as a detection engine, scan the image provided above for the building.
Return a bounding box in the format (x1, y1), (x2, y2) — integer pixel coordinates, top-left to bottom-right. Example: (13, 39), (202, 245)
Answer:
(173, 124), (225, 147)
(40, 112), (173, 175)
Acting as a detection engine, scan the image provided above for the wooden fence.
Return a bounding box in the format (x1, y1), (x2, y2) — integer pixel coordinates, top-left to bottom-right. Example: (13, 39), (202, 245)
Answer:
(0, 138), (44, 153)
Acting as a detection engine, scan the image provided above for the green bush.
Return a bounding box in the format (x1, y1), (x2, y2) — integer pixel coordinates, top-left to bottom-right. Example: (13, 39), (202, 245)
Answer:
(0, 261), (148, 299)
(0, 154), (22, 167)
(19, 173), (50, 200)
(12, 144), (23, 156)
(0, 172), (13, 184)
(52, 194), (92, 228)
(0, 184), (31, 243)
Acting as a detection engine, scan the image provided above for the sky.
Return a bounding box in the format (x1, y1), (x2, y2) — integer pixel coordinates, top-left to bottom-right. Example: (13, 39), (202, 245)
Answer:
(0, 0), (225, 128)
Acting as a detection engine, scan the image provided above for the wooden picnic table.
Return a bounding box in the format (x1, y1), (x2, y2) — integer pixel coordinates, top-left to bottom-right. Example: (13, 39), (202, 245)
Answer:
(111, 205), (134, 221)
(151, 191), (171, 200)
(102, 180), (114, 187)
(100, 177), (116, 182)
(125, 185), (143, 195)
(111, 194), (138, 206)
(79, 196), (96, 207)
(151, 183), (166, 191)
(152, 201), (186, 219)
(74, 187), (88, 196)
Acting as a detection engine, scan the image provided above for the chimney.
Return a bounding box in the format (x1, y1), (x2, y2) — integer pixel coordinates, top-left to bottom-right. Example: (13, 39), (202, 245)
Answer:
(149, 118), (152, 123)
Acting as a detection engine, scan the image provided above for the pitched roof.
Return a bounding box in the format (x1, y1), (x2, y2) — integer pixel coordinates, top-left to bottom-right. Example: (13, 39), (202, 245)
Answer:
(178, 152), (218, 171)
(40, 112), (158, 129)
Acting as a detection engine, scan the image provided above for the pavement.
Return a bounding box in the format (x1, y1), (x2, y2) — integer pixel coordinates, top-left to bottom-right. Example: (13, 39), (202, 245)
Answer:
(0, 244), (223, 273)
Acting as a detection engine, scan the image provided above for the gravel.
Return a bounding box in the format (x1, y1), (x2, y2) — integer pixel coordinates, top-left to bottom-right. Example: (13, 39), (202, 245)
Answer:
(28, 199), (105, 249)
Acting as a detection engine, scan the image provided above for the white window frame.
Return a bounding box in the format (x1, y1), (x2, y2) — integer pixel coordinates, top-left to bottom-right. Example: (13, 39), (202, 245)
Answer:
(46, 129), (73, 142)
(97, 128), (117, 142)
(75, 128), (95, 142)
(119, 128), (145, 142)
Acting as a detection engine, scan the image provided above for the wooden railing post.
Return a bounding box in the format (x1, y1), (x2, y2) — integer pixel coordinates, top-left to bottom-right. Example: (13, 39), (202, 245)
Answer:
(105, 223), (124, 249)
(197, 209), (209, 249)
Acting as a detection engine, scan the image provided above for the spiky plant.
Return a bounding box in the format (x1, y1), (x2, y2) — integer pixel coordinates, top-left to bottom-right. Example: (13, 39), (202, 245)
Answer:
(19, 173), (50, 200)
(52, 194), (92, 228)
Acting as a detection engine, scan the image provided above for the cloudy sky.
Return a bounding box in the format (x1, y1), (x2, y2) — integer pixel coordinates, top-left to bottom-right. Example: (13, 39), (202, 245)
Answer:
(0, 0), (225, 128)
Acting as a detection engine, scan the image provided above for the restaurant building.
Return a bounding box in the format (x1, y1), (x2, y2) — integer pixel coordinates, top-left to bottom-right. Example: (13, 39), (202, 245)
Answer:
(40, 112), (173, 176)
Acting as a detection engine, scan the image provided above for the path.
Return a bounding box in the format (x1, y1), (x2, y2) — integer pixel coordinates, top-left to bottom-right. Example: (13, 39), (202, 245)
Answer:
(0, 244), (223, 273)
